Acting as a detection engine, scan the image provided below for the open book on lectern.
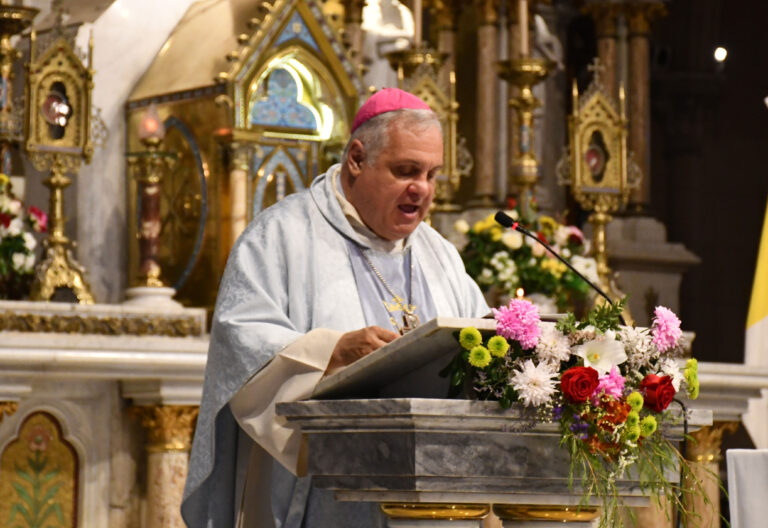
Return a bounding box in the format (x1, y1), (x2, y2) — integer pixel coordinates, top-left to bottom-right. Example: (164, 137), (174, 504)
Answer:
(311, 314), (564, 400)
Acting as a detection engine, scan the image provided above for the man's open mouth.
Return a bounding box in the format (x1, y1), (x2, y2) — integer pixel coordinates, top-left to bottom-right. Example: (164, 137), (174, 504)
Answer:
(398, 204), (419, 214)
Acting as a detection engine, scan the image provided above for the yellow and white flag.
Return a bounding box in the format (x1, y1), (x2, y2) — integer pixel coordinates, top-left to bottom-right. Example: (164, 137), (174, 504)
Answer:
(745, 198), (768, 447)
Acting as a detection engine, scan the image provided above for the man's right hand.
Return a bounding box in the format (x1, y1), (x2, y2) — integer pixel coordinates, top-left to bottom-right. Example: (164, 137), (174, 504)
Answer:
(324, 326), (399, 375)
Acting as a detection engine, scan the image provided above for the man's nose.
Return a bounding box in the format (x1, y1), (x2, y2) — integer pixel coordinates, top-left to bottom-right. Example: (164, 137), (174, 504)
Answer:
(407, 174), (432, 196)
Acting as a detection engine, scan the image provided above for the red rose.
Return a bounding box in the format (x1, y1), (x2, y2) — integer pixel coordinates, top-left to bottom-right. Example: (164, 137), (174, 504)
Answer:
(561, 366), (599, 403)
(0, 212), (11, 228)
(640, 374), (676, 412)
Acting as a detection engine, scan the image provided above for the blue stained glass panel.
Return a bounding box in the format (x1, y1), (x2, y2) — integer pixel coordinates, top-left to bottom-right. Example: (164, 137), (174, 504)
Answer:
(274, 11), (319, 51)
(250, 69), (317, 129)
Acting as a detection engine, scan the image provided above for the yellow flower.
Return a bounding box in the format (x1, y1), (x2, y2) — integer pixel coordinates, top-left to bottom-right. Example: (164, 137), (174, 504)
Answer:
(468, 346), (492, 368)
(686, 358), (698, 373)
(626, 410), (640, 427)
(459, 327), (483, 350)
(625, 425), (641, 442)
(640, 416), (657, 437)
(0, 173), (8, 187)
(627, 392), (644, 412)
(487, 336), (510, 357)
(490, 227), (503, 242)
(540, 257), (567, 279)
(684, 368), (700, 400)
(539, 216), (558, 234)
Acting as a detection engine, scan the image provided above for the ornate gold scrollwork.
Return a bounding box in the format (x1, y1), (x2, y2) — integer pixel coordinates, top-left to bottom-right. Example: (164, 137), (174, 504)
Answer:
(0, 311), (203, 337)
(493, 504), (600, 522)
(687, 421), (739, 464)
(132, 405), (199, 453)
(0, 401), (18, 423)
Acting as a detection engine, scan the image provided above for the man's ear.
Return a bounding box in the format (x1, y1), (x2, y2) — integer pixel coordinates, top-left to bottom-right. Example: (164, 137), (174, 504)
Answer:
(346, 140), (365, 178)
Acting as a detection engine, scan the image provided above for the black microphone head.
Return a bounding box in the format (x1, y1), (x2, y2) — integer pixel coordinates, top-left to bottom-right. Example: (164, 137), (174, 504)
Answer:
(494, 211), (514, 228)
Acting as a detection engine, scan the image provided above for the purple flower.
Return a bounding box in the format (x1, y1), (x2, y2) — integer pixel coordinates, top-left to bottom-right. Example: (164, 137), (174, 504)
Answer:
(552, 405), (564, 420)
(651, 306), (682, 353)
(590, 366), (626, 405)
(492, 299), (541, 350)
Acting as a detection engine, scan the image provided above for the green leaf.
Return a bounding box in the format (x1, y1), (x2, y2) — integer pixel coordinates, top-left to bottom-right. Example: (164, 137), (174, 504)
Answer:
(39, 482), (61, 507)
(11, 482), (34, 508)
(14, 465), (34, 484)
(9, 503), (33, 525)
(41, 468), (59, 484)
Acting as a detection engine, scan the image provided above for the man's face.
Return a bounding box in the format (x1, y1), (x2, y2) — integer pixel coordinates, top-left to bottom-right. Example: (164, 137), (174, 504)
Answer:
(346, 121), (443, 241)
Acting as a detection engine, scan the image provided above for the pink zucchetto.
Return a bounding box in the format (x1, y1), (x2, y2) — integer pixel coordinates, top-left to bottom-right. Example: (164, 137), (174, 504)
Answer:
(351, 88), (433, 133)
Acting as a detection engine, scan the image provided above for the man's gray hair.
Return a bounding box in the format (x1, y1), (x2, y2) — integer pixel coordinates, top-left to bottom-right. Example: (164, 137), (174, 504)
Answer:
(342, 108), (442, 165)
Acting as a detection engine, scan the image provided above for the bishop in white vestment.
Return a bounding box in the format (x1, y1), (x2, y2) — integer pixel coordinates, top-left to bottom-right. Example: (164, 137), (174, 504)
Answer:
(182, 89), (488, 528)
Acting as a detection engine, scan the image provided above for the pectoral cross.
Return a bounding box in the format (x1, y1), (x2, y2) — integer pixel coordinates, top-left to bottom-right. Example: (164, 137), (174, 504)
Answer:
(384, 296), (421, 335)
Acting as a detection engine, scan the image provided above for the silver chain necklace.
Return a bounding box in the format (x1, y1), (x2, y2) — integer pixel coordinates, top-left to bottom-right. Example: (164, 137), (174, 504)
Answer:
(357, 246), (420, 335)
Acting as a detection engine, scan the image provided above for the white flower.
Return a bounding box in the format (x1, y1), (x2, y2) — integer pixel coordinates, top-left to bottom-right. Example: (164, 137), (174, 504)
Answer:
(620, 326), (657, 369)
(0, 193), (8, 211)
(454, 219), (470, 234)
(11, 252), (26, 271)
(7, 199), (21, 216)
(5, 217), (22, 237)
(571, 255), (600, 284)
(554, 226), (571, 247)
(573, 331), (627, 375)
(504, 209), (519, 220)
(24, 253), (35, 271)
(658, 357), (685, 391)
(510, 359), (558, 407)
(562, 247), (571, 258)
(478, 267), (494, 285)
(501, 230), (523, 249)
(528, 293), (558, 315)
(536, 324), (572, 364)
(23, 232), (36, 251)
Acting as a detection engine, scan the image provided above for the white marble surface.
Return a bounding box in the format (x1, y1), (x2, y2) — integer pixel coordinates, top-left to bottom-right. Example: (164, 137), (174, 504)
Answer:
(279, 398), (711, 507)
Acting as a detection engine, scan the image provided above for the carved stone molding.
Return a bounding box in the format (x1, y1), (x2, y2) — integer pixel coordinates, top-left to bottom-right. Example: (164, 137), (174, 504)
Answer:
(133, 405), (199, 453)
(0, 312), (203, 337)
(686, 421), (739, 463)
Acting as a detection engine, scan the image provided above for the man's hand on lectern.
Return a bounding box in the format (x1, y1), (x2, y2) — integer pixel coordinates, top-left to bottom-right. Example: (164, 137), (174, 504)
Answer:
(324, 326), (399, 376)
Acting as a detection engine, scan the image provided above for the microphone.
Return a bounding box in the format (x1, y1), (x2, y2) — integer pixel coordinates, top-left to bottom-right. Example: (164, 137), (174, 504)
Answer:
(494, 211), (626, 325)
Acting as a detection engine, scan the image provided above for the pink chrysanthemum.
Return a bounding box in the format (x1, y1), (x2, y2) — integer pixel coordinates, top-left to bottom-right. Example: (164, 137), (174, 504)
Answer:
(590, 366), (626, 405)
(651, 306), (682, 353)
(492, 299), (541, 350)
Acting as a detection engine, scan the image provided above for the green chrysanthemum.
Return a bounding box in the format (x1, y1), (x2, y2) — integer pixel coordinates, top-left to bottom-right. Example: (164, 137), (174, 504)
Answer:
(625, 426), (641, 443)
(626, 410), (640, 428)
(468, 346), (492, 368)
(684, 368), (700, 400)
(686, 358), (698, 373)
(487, 335), (510, 358)
(627, 391), (644, 412)
(459, 327), (483, 351)
(640, 416), (657, 437)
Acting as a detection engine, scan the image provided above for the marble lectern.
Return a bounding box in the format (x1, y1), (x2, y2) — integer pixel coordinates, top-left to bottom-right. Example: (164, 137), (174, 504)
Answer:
(277, 318), (713, 528)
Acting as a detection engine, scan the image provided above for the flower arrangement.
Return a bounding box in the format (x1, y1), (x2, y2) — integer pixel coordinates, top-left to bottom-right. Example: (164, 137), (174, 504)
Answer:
(0, 174), (47, 299)
(442, 298), (704, 527)
(456, 204), (599, 313)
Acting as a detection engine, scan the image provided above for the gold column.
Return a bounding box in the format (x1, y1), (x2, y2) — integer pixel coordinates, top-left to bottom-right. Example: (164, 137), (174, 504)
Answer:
(228, 143), (250, 247)
(342, 0), (366, 68)
(505, 0), (521, 200)
(683, 422), (739, 528)
(625, 2), (665, 209)
(430, 0), (460, 92)
(470, 0), (499, 207)
(584, 4), (620, 97)
(135, 405), (199, 528)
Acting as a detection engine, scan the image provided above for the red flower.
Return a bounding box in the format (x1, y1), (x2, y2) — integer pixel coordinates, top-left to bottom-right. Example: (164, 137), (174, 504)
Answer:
(561, 366), (599, 403)
(28, 206), (47, 233)
(27, 425), (52, 452)
(507, 197), (517, 210)
(0, 212), (11, 228)
(640, 374), (676, 412)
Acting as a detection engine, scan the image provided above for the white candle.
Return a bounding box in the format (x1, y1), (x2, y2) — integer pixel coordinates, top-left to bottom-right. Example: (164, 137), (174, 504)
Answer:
(518, 0), (529, 57)
(413, 0), (422, 46)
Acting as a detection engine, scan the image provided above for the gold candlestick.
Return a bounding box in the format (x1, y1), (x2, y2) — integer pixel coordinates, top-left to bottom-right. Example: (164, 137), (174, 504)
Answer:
(497, 57), (552, 215)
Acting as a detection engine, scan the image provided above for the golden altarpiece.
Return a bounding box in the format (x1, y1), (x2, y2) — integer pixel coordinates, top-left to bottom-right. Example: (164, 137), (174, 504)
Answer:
(125, 0), (365, 310)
